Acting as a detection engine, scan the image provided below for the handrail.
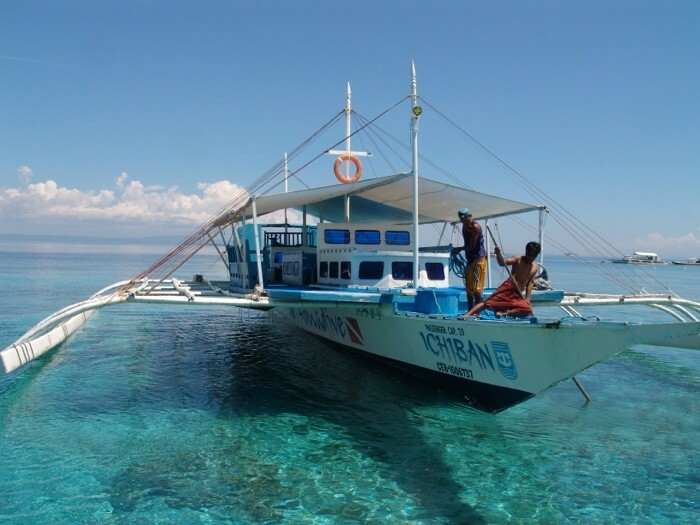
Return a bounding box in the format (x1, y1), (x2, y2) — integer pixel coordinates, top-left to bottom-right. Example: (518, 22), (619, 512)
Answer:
(559, 293), (700, 322)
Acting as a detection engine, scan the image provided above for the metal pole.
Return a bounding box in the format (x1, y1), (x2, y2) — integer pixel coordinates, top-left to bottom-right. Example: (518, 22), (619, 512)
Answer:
(344, 84), (352, 219)
(302, 205), (307, 247)
(539, 207), (545, 268)
(572, 376), (591, 402)
(485, 218), (492, 288)
(284, 153), (289, 238)
(345, 82), (351, 178)
(206, 231), (229, 270)
(251, 198), (264, 290)
(410, 61), (421, 288)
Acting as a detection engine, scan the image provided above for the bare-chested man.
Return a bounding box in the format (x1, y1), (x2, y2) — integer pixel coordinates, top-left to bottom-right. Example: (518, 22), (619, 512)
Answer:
(465, 241), (541, 318)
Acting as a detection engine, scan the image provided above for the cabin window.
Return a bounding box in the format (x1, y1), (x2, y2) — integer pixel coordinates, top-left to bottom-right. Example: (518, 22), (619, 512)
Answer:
(324, 229), (350, 244)
(355, 230), (381, 245)
(330, 261), (339, 278)
(425, 262), (445, 281)
(293, 261), (300, 276)
(386, 230), (410, 245)
(359, 261), (384, 280)
(319, 261), (329, 278)
(341, 261), (351, 279)
(274, 252), (283, 264)
(392, 261), (413, 280)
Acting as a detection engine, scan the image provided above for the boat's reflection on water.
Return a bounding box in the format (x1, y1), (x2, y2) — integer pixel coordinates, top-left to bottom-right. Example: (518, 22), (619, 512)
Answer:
(4, 295), (697, 523)
(204, 311), (488, 524)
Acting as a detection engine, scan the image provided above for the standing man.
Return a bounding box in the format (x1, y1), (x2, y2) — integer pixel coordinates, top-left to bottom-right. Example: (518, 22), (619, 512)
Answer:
(451, 208), (487, 310)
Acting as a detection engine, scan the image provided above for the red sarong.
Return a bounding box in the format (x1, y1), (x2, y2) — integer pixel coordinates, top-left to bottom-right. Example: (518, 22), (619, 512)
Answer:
(484, 279), (533, 317)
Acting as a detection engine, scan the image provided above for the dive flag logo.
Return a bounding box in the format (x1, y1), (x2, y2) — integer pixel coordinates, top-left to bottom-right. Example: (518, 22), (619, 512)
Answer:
(345, 317), (364, 346)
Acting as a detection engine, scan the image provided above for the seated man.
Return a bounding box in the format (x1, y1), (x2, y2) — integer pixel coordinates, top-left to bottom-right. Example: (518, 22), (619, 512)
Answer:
(466, 241), (541, 318)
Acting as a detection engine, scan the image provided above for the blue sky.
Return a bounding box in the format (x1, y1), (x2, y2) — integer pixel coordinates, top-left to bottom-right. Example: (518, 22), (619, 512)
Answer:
(1, 0), (698, 257)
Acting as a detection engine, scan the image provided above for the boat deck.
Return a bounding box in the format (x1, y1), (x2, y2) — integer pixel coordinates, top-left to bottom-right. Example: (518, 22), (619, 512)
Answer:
(127, 278), (566, 316)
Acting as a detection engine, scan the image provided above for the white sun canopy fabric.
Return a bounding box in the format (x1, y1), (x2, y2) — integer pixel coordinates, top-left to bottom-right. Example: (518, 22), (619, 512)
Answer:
(242, 173), (541, 224)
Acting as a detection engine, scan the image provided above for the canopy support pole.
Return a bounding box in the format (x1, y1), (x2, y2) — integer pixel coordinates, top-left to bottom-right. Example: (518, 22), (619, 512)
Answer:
(485, 218), (492, 288)
(302, 205), (307, 247)
(251, 198), (265, 290)
(539, 207), (546, 267)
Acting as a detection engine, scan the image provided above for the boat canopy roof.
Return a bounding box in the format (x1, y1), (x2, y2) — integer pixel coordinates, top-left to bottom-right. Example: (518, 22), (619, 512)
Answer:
(243, 173), (541, 224)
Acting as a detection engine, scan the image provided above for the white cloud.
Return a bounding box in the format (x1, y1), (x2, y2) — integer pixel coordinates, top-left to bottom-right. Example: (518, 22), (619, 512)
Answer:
(115, 172), (128, 189)
(17, 165), (33, 184)
(0, 175), (250, 236)
(635, 232), (700, 257)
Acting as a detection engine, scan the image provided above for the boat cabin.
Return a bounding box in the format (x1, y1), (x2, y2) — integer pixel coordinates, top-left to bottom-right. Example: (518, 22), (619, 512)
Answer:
(612, 252), (664, 264)
(226, 222), (451, 291)
(628, 252), (661, 263)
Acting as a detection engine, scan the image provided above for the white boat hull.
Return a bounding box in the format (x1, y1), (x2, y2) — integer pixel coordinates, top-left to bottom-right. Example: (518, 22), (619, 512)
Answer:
(671, 261), (700, 266)
(278, 304), (700, 412)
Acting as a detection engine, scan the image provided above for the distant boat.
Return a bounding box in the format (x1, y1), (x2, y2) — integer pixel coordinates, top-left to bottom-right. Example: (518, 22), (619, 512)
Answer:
(611, 252), (667, 265)
(672, 257), (700, 266)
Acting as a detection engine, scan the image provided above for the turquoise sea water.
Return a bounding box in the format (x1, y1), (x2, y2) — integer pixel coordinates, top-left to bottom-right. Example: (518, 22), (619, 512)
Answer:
(0, 247), (698, 524)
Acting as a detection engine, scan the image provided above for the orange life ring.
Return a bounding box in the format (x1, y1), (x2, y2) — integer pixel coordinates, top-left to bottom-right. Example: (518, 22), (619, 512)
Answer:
(334, 154), (363, 184)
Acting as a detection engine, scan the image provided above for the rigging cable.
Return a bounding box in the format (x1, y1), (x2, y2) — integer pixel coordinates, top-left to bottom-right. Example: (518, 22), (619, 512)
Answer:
(420, 97), (677, 297)
(122, 98), (410, 294)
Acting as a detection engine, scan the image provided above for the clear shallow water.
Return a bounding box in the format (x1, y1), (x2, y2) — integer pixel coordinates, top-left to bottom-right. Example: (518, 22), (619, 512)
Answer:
(0, 248), (698, 523)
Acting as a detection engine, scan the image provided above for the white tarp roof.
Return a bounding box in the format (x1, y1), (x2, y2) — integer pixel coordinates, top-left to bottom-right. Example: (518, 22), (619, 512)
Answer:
(242, 173), (540, 224)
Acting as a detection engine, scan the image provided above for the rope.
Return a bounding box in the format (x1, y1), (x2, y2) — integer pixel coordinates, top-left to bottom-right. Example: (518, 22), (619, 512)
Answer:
(421, 96), (679, 298)
(449, 250), (468, 279)
(119, 93), (679, 301)
(115, 96), (413, 297)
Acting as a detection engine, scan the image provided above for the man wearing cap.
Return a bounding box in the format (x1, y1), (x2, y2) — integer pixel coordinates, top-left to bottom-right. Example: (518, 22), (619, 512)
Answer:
(451, 208), (487, 310)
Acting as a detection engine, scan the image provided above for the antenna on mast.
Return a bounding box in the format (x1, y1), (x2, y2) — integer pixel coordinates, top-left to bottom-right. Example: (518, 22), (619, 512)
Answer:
(344, 82), (351, 155)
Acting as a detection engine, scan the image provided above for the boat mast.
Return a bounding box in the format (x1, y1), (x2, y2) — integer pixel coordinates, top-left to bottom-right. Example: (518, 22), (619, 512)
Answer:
(284, 152), (289, 238)
(410, 61), (422, 288)
(344, 83), (351, 158)
(327, 83), (371, 223)
(344, 83), (351, 222)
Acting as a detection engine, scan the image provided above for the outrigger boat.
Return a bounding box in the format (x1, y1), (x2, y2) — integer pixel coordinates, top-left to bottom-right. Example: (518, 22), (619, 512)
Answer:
(672, 258), (700, 266)
(2, 64), (699, 412)
(611, 252), (666, 265)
